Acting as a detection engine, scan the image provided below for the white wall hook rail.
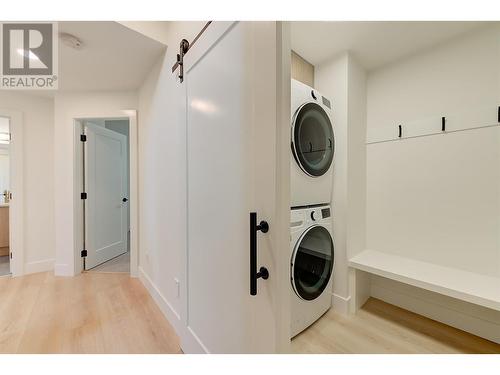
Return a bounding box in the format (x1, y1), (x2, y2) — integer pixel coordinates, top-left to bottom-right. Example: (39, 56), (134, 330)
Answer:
(367, 104), (500, 144)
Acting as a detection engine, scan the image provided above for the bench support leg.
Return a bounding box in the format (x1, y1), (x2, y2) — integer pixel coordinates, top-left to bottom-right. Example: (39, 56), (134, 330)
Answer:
(349, 268), (371, 314)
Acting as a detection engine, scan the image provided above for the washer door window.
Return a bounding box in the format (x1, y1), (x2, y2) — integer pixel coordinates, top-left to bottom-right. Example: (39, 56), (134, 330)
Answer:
(292, 102), (334, 177)
(292, 225), (334, 301)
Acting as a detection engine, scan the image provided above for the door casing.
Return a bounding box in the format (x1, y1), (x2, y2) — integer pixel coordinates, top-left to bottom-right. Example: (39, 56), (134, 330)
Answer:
(83, 122), (128, 270)
(73, 110), (138, 276)
(0, 109), (24, 277)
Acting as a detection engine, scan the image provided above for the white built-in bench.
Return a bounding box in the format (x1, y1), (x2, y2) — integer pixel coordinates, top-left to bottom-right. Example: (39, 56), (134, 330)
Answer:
(349, 249), (500, 312)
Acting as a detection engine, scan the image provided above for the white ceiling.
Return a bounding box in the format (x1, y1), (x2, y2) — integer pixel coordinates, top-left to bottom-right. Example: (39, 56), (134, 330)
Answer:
(291, 21), (490, 70)
(53, 21), (166, 93)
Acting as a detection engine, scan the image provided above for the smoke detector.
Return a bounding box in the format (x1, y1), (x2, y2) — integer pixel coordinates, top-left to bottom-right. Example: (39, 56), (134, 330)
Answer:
(59, 32), (84, 50)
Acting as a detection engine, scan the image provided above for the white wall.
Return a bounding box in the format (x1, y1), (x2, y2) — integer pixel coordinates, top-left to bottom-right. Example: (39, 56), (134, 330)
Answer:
(137, 21), (206, 335)
(0, 92), (55, 274)
(105, 119), (129, 137)
(53, 91), (137, 276)
(346, 56), (367, 262)
(315, 52), (367, 313)
(366, 25), (500, 277)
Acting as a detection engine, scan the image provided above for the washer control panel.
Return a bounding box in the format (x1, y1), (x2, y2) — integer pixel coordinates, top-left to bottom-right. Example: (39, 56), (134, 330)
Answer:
(311, 207), (330, 221)
(291, 205), (332, 226)
(321, 207), (331, 218)
(310, 210), (317, 221)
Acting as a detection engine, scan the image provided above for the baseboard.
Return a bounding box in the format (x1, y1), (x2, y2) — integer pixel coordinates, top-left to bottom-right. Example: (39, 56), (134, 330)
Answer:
(331, 293), (351, 315)
(138, 266), (209, 353)
(181, 326), (210, 354)
(24, 259), (54, 275)
(54, 263), (74, 276)
(138, 267), (181, 330)
(370, 275), (500, 344)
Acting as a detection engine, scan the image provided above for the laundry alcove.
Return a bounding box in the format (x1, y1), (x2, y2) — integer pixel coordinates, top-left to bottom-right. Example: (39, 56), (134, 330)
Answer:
(350, 23), (500, 343)
(292, 21), (500, 346)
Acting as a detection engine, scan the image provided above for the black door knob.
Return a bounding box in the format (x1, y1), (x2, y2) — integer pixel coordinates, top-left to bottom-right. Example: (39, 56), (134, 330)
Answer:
(122, 198), (128, 202)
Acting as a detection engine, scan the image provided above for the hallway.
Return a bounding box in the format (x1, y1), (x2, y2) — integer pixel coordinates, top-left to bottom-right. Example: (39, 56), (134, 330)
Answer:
(0, 272), (181, 353)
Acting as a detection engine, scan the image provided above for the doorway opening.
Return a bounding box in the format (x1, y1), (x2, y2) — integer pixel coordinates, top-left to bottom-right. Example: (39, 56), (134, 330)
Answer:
(0, 116), (10, 276)
(79, 117), (131, 274)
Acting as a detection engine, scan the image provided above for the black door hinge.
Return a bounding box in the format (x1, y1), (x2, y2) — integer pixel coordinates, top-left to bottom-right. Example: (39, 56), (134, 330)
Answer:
(81, 192), (87, 199)
(10, 252), (12, 259)
(80, 134), (87, 142)
(81, 249), (87, 257)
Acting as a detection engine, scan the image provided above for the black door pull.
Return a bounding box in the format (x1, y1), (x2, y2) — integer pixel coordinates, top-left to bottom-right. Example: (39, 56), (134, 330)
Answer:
(122, 198), (128, 202)
(250, 212), (269, 296)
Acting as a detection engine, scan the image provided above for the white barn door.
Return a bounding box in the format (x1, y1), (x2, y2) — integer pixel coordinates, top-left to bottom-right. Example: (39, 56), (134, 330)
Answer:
(182, 22), (287, 353)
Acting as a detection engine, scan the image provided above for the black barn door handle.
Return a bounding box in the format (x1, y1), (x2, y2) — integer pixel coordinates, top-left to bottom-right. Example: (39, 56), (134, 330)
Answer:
(250, 212), (269, 296)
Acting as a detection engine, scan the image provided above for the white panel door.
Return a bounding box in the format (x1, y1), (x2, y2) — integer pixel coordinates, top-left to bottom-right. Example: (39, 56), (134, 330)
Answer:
(183, 22), (283, 353)
(84, 123), (128, 270)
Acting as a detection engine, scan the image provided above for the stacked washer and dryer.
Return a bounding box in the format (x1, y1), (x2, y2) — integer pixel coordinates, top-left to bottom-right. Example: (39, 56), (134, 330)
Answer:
(290, 79), (335, 338)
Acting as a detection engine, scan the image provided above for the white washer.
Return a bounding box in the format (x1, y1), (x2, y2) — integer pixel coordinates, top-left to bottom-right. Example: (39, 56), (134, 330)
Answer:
(291, 79), (335, 208)
(290, 204), (334, 337)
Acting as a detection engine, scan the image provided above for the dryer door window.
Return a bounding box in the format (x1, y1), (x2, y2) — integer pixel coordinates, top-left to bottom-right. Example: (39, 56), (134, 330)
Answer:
(292, 102), (334, 177)
(292, 225), (334, 301)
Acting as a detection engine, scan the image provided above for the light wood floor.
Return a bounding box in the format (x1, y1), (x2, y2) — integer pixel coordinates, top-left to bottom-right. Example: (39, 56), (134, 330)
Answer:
(2, 273), (499, 354)
(0, 255), (9, 276)
(87, 251), (130, 273)
(0, 272), (181, 353)
(292, 297), (500, 354)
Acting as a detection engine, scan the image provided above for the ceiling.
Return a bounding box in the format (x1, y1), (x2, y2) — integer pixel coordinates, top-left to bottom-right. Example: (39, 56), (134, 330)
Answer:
(291, 21), (490, 70)
(29, 21), (167, 96)
(58, 21), (166, 91)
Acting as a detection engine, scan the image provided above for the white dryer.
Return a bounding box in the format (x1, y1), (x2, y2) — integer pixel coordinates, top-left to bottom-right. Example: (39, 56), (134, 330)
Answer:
(291, 79), (335, 208)
(290, 204), (334, 337)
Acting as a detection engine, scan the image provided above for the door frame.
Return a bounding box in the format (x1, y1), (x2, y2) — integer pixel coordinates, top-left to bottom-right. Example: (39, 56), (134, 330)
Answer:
(73, 110), (138, 276)
(0, 109), (24, 277)
(274, 21), (292, 352)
